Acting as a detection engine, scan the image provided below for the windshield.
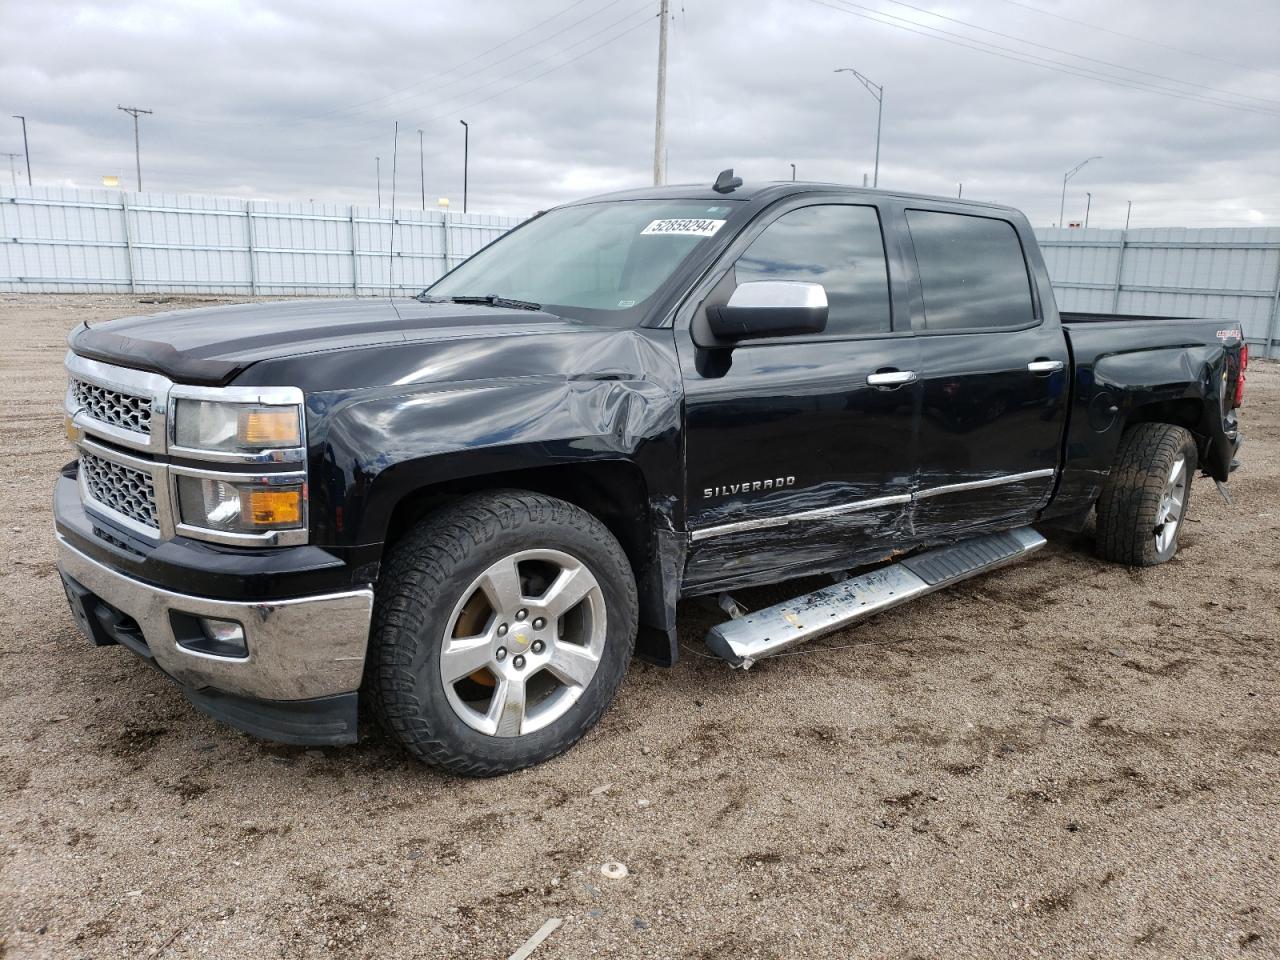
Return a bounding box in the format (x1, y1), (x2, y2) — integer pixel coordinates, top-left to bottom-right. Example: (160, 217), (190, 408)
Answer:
(425, 200), (739, 321)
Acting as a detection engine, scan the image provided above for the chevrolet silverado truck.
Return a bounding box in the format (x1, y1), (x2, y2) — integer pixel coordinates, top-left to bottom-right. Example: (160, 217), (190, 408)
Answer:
(54, 172), (1248, 775)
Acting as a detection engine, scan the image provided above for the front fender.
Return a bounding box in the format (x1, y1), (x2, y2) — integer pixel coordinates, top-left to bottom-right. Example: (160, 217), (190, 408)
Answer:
(310, 375), (682, 547)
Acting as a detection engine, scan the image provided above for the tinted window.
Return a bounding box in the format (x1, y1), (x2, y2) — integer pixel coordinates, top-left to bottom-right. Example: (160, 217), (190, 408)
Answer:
(735, 204), (891, 336)
(428, 200), (738, 321)
(906, 210), (1035, 330)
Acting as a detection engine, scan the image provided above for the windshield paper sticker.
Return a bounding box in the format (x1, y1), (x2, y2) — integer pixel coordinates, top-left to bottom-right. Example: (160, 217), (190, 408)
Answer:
(641, 218), (726, 237)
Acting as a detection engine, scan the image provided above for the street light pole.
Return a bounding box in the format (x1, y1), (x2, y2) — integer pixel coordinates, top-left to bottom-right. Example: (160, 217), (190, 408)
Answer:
(418, 129), (425, 211)
(376, 156), (381, 208)
(834, 68), (883, 188)
(790, 163), (796, 181)
(1059, 155), (1101, 227)
(1084, 191), (1092, 229)
(116, 105), (152, 191)
(1125, 200), (1133, 230)
(11, 116), (31, 186)
(459, 120), (469, 214)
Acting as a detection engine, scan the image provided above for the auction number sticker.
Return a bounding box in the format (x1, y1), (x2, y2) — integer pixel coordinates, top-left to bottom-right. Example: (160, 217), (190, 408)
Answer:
(641, 218), (726, 237)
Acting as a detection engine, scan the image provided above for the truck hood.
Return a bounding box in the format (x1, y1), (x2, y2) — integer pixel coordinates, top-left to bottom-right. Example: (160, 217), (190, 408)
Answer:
(68, 298), (598, 386)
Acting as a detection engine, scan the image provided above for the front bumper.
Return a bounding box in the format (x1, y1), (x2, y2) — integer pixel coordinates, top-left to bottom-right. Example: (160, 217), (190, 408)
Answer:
(56, 535), (373, 744)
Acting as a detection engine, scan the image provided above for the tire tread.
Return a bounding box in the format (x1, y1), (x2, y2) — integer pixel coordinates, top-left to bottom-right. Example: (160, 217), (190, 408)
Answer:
(365, 490), (637, 777)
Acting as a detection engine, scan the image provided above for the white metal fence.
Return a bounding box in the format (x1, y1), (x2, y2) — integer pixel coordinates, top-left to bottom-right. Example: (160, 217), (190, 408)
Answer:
(1035, 226), (1280, 358)
(4, 187), (1279, 358)
(0, 186), (523, 297)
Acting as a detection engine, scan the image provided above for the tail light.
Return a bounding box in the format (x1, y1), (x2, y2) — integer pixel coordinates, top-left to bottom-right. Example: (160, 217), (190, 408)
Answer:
(1234, 344), (1248, 408)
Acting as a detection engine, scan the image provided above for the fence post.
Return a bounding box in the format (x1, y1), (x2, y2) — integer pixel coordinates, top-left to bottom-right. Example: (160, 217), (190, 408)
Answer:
(1109, 230), (1127, 313)
(1264, 249), (1280, 359)
(245, 201), (258, 296)
(439, 210), (451, 276)
(349, 205), (359, 296)
(120, 194), (137, 295)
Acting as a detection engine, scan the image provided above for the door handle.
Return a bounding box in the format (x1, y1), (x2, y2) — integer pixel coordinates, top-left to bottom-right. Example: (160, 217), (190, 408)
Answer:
(867, 370), (918, 387)
(1027, 359), (1064, 375)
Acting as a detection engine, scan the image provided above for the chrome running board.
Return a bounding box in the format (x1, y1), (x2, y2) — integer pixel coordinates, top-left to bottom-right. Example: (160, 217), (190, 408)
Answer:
(704, 527), (1047, 669)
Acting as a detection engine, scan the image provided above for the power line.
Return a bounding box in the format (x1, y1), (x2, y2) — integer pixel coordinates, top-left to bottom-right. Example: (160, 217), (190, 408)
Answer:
(325, 1), (658, 136)
(813, 0), (1280, 117)
(318, 6), (659, 149)
(302, 0), (635, 125)
(876, 0), (1280, 110)
(285, 0), (655, 144)
(805, 0), (1280, 120)
(991, 0), (1280, 83)
(171, 0), (633, 129)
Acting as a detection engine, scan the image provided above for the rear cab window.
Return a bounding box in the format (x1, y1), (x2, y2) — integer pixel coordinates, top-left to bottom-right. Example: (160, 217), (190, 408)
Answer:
(905, 209), (1036, 331)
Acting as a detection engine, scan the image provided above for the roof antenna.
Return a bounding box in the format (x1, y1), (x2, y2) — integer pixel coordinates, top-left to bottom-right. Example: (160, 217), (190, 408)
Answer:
(388, 121), (401, 316)
(713, 168), (742, 194)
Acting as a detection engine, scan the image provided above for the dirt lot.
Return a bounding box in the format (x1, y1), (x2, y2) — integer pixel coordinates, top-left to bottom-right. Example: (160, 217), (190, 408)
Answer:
(0, 293), (1277, 960)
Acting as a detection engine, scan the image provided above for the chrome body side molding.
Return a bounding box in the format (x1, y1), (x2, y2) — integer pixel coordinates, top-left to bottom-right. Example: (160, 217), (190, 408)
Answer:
(689, 469), (1056, 542)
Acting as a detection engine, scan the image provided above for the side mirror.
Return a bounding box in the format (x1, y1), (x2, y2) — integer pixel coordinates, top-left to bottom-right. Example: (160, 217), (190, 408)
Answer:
(706, 280), (829, 340)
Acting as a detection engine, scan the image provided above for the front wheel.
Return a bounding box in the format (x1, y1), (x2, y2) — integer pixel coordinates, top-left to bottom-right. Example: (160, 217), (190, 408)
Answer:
(1095, 423), (1197, 566)
(366, 491), (637, 776)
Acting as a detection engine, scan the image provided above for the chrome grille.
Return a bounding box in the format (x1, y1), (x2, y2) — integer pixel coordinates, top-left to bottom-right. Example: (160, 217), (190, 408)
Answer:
(71, 378), (153, 436)
(80, 451), (159, 531)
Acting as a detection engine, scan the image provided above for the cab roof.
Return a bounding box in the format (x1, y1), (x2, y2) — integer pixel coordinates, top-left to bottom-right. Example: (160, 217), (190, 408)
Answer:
(572, 180), (1022, 217)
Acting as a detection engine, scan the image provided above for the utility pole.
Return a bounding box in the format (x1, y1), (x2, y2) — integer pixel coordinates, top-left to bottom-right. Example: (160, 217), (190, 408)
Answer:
(459, 120), (469, 213)
(1124, 200), (1132, 230)
(116, 105), (152, 191)
(2, 152), (19, 188)
(418, 129), (425, 211)
(1084, 191), (1092, 228)
(1059, 155), (1101, 228)
(957, 182), (963, 198)
(790, 163), (796, 181)
(376, 156), (381, 207)
(834, 68), (883, 188)
(11, 116), (31, 186)
(653, 0), (669, 186)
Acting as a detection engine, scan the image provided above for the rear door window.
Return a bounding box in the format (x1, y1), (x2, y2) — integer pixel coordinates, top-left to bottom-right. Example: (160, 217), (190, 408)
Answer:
(905, 210), (1035, 331)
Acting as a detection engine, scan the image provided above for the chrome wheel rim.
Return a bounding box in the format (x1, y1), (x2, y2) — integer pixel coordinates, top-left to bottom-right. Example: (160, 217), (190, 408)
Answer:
(1154, 454), (1188, 555)
(439, 548), (607, 737)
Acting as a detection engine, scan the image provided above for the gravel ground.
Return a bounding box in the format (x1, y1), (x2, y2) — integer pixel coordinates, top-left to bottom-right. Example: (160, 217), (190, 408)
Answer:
(1, 294), (1277, 960)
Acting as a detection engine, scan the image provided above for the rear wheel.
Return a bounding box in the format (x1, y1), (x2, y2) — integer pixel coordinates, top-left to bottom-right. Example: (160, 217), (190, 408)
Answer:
(1095, 423), (1197, 566)
(366, 491), (637, 776)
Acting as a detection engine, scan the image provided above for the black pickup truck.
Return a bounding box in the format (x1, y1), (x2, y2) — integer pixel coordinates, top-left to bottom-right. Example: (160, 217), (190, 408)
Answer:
(54, 173), (1248, 775)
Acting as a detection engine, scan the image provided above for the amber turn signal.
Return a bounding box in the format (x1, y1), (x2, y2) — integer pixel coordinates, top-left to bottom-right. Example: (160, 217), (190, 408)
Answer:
(240, 488), (304, 527)
(238, 408), (301, 447)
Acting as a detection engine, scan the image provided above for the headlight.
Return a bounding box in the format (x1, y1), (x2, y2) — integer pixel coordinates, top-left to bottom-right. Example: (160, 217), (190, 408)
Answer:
(173, 399), (301, 453)
(176, 475), (306, 533)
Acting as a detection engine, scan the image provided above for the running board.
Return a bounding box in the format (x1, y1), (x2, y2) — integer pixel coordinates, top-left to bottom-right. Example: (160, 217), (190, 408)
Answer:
(704, 527), (1047, 669)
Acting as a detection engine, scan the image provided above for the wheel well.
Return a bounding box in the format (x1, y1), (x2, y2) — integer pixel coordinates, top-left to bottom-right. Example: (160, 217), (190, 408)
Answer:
(383, 461), (653, 581)
(1125, 399), (1203, 436)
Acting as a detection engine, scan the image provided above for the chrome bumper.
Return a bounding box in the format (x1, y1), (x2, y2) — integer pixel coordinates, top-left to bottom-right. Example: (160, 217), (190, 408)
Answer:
(56, 535), (373, 701)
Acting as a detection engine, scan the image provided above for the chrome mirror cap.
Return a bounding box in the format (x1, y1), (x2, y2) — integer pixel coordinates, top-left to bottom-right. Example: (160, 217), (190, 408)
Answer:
(726, 280), (828, 310)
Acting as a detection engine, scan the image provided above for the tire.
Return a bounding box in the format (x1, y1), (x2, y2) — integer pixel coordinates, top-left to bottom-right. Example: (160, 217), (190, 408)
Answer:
(365, 490), (638, 776)
(1095, 423), (1197, 566)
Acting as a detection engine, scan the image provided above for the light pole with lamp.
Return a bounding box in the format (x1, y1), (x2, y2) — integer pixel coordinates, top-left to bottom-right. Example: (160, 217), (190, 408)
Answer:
(1059, 156), (1101, 227)
(834, 68), (883, 188)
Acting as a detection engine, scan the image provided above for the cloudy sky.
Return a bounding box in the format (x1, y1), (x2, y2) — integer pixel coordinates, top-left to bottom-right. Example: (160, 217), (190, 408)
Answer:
(4, 0), (1280, 227)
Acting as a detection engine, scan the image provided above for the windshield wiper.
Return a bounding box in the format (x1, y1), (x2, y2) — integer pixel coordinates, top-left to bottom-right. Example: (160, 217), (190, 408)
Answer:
(433, 294), (543, 311)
